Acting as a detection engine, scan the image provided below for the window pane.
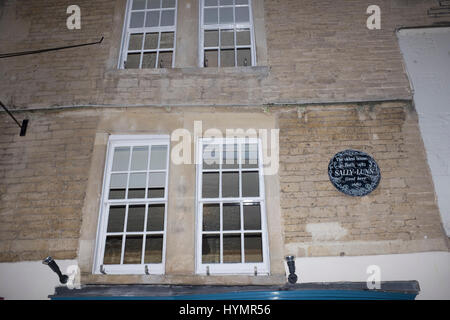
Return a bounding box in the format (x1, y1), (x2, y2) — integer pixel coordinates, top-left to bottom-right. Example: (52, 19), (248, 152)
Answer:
(160, 10), (175, 26)
(222, 143), (238, 169)
(147, 204), (165, 231)
(220, 49), (235, 67)
(202, 172), (219, 198)
(126, 53), (141, 68)
(204, 30), (219, 47)
(144, 33), (159, 50)
(222, 172), (239, 197)
(236, 0), (248, 4)
(205, 0), (218, 6)
(145, 11), (160, 27)
(220, 29), (234, 47)
(244, 233), (263, 262)
(203, 144), (220, 169)
(128, 33), (143, 51)
(223, 203), (240, 230)
(150, 145), (168, 170)
(236, 29), (250, 45)
(112, 147), (130, 171)
(219, 7), (233, 24)
(142, 52), (157, 68)
(160, 32), (174, 48)
(128, 173), (146, 198)
(130, 12), (145, 28)
(204, 8), (218, 24)
(243, 203), (261, 230)
(237, 48), (251, 66)
(107, 206), (126, 232)
(203, 204), (220, 231)
(127, 205), (146, 232)
(147, 0), (160, 9)
(241, 143), (258, 168)
(148, 172), (166, 198)
(109, 173), (127, 199)
(220, 0), (233, 5)
(132, 0), (146, 10)
(223, 234), (241, 263)
(242, 171), (259, 197)
(202, 234), (220, 263)
(235, 6), (249, 23)
(103, 236), (122, 264)
(130, 146), (149, 171)
(158, 51), (173, 68)
(162, 0), (175, 8)
(144, 235), (163, 263)
(204, 50), (218, 67)
(123, 236), (143, 264)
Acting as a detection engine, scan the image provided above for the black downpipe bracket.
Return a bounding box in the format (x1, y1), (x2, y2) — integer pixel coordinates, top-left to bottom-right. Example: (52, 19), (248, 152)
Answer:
(0, 101), (28, 136)
(286, 256), (298, 284)
(43, 257), (69, 284)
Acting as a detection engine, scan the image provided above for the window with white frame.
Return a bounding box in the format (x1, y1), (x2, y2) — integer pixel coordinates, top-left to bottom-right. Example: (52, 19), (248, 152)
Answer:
(94, 135), (170, 275)
(200, 0), (255, 67)
(119, 0), (177, 69)
(196, 138), (269, 275)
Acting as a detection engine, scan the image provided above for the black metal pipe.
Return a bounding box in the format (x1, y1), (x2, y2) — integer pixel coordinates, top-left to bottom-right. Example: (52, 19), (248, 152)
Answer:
(0, 101), (28, 136)
(286, 256), (298, 284)
(43, 257), (69, 284)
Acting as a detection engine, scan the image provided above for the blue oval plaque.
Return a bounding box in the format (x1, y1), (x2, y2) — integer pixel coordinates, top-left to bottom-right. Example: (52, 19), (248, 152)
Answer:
(328, 150), (381, 197)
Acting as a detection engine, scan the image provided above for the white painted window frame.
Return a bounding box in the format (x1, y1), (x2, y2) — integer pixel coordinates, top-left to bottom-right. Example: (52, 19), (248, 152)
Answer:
(93, 135), (170, 275)
(195, 137), (270, 275)
(118, 0), (178, 69)
(198, 0), (257, 68)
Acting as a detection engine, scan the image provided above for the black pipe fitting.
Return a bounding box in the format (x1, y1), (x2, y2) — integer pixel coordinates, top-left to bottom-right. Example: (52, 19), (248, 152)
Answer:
(43, 256), (68, 284)
(285, 256), (298, 284)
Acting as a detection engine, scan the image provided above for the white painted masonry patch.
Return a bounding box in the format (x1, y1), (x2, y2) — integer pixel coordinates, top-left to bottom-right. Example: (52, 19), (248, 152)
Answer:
(306, 222), (348, 241)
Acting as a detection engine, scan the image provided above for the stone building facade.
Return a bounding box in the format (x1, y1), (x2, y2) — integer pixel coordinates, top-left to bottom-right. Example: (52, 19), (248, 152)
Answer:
(0, 0), (449, 299)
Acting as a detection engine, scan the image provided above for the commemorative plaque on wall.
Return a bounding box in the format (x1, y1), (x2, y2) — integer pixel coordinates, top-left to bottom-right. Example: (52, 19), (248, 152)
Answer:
(328, 150), (381, 197)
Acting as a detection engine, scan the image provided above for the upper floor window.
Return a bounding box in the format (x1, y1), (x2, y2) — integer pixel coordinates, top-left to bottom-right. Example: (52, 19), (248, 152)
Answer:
(200, 0), (255, 67)
(119, 0), (178, 69)
(93, 135), (170, 275)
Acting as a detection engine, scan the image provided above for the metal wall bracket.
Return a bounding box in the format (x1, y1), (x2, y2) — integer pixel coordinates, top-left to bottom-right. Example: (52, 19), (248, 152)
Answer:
(145, 265), (150, 275)
(100, 265), (107, 275)
(0, 101), (28, 136)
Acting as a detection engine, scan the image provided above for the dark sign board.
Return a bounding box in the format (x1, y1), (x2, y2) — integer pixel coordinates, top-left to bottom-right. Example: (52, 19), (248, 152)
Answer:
(328, 150), (381, 196)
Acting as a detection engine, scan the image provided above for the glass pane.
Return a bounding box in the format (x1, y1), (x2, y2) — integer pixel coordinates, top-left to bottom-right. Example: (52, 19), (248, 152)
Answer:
(130, 146), (148, 171)
(160, 32), (174, 48)
(162, 0), (175, 8)
(148, 173), (166, 198)
(160, 10), (175, 26)
(219, 7), (233, 24)
(130, 12), (145, 28)
(112, 147), (130, 171)
(107, 206), (126, 232)
(237, 48), (251, 66)
(205, 0), (218, 6)
(123, 236), (143, 264)
(127, 205), (146, 232)
(142, 52), (157, 68)
(202, 234), (220, 263)
(222, 172), (239, 197)
(236, 29), (250, 45)
(235, 6), (249, 23)
(236, 0), (248, 4)
(243, 203), (261, 230)
(126, 53), (141, 68)
(148, 0), (160, 9)
(203, 144), (220, 169)
(147, 204), (165, 231)
(128, 173), (146, 198)
(220, 0), (233, 5)
(220, 29), (234, 47)
(158, 51), (173, 68)
(204, 8), (218, 24)
(223, 234), (241, 263)
(220, 49), (235, 67)
(204, 50), (218, 67)
(203, 204), (220, 231)
(144, 235), (163, 263)
(109, 173), (127, 199)
(242, 171), (259, 197)
(241, 143), (258, 168)
(204, 30), (219, 47)
(223, 203), (240, 230)
(144, 33), (159, 50)
(222, 143), (238, 169)
(244, 233), (263, 262)
(150, 145), (168, 170)
(145, 11), (160, 27)
(132, 0), (146, 10)
(103, 236), (122, 264)
(128, 33), (143, 50)
(202, 172), (219, 198)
